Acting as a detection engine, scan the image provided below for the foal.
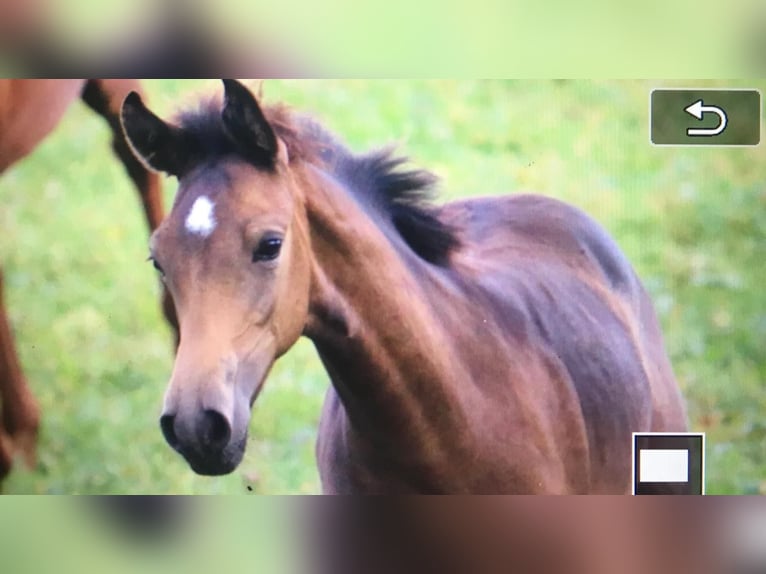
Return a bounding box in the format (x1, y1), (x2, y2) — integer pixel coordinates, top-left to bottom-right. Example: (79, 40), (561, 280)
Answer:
(0, 79), (177, 484)
(122, 80), (687, 493)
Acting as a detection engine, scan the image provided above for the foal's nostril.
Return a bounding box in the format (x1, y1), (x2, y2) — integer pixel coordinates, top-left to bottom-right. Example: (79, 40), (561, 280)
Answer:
(197, 410), (231, 449)
(160, 414), (179, 450)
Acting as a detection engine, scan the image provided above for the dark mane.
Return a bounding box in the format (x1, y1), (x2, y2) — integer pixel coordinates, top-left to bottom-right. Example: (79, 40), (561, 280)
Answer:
(174, 94), (460, 266)
(334, 149), (460, 266)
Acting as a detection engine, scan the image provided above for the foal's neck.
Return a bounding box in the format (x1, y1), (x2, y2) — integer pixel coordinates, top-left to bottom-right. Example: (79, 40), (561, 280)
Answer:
(298, 163), (468, 469)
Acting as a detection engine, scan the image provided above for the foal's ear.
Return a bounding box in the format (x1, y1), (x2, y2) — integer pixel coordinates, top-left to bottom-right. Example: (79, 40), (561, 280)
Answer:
(221, 79), (279, 166)
(121, 92), (193, 176)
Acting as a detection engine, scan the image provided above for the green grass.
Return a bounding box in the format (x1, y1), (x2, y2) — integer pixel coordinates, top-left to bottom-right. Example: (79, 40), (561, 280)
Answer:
(1, 80), (764, 493)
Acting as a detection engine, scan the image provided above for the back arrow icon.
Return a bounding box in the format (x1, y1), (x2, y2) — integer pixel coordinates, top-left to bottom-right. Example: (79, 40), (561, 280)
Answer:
(684, 99), (727, 136)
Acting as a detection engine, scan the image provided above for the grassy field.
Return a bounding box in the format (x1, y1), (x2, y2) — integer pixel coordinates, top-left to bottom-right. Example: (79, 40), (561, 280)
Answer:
(1, 80), (764, 493)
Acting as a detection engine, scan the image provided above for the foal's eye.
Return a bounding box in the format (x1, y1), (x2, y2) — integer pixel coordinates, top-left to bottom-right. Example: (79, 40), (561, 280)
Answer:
(148, 256), (164, 276)
(252, 236), (283, 262)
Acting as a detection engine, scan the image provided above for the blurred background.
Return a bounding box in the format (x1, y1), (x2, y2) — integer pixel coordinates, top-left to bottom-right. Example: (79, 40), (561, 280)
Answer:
(1, 79), (765, 494)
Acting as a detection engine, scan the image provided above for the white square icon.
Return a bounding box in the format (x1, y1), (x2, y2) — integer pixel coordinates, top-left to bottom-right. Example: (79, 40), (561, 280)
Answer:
(639, 449), (689, 483)
(632, 432), (705, 494)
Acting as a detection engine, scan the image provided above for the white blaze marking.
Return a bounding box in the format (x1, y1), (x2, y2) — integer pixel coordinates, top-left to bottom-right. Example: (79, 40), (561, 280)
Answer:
(185, 196), (216, 237)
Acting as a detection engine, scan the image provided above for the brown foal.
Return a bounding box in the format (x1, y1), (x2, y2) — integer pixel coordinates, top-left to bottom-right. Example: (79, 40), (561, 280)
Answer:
(0, 79), (176, 485)
(122, 80), (687, 493)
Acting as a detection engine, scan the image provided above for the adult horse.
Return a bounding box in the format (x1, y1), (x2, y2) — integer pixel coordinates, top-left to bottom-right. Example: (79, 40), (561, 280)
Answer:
(0, 79), (177, 484)
(122, 79), (687, 493)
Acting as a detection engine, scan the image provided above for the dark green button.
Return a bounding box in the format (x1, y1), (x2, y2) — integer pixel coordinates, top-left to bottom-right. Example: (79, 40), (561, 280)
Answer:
(651, 89), (761, 146)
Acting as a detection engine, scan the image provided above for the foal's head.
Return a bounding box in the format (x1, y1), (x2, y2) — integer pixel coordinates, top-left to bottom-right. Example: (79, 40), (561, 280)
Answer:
(121, 80), (312, 474)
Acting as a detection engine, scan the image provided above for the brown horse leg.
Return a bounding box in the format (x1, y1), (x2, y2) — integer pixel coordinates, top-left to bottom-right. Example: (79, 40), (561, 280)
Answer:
(0, 269), (40, 472)
(80, 80), (165, 231)
(0, 429), (12, 485)
(80, 80), (179, 343)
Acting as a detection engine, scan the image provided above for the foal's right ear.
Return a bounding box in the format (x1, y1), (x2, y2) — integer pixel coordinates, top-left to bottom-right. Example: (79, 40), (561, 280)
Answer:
(121, 92), (193, 177)
(221, 79), (279, 167)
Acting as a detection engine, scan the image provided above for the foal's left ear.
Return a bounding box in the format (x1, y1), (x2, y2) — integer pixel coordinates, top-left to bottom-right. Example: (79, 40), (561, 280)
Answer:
(221, 79), (279, 167)
(121, 92), (195, 177)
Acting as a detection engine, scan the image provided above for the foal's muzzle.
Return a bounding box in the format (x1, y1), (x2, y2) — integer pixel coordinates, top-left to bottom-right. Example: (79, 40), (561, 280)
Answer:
(160, 409), (246, 475)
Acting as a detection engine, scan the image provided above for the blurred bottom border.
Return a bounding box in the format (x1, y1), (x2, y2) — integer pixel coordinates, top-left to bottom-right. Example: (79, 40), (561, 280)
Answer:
(0, 496), (763, 574)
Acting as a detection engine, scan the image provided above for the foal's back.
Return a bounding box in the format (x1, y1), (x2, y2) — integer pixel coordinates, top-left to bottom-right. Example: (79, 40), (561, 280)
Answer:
(440, 193), (686, 491)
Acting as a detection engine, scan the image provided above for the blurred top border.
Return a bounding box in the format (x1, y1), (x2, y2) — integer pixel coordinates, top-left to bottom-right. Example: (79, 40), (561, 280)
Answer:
(1, 0), (765, 78)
